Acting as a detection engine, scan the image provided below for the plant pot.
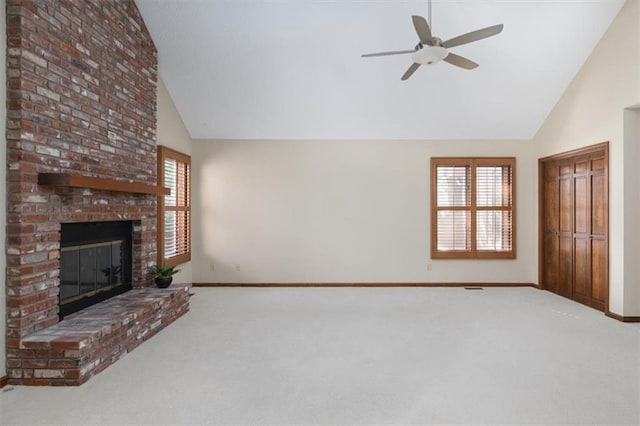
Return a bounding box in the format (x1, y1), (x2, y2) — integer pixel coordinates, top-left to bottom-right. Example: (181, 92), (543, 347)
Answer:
(154, 276), (173, 288)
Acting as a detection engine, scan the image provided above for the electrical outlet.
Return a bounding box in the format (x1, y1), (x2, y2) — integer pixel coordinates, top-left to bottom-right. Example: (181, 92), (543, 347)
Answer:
(427, 263), (432, 272)
(209, 263), (215, 272)
(235, 264), (241, 272)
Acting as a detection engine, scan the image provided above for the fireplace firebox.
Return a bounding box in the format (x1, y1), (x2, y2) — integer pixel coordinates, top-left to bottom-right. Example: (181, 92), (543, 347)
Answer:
(59, 221), (133, 319)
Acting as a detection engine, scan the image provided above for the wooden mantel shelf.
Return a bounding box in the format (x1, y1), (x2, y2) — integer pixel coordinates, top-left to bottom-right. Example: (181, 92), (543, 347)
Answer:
(38, 173), (170, 196)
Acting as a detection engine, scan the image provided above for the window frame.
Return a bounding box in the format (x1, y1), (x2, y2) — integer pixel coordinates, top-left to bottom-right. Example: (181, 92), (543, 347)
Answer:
(157, 145), (191, 267)
(430, 157), (516, 259)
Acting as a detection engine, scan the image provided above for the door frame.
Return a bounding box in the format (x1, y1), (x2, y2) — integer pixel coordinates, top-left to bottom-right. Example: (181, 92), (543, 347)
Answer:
(538, 141), (609, 314)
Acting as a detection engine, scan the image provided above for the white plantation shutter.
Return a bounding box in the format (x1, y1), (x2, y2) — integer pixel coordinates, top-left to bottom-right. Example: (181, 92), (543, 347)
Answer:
(431, 158), (515, 259)
(435, 164), (471, 252)
(436, 165), (470, 207)
(164, 158), (177, 206)
(476, 164), (513, 253)
(158, 146), (191, 266)
(476, 210), (512, 251)
(437, 210), (470, 251)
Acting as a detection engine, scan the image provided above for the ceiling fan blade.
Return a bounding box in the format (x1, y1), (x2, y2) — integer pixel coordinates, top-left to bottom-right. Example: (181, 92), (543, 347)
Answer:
(401, 63), (421, 80)
(442, 24), (504, 49)
(411, 15), (432, 45)
(361, 49), (415, 58)
(443, 53), (478, 70)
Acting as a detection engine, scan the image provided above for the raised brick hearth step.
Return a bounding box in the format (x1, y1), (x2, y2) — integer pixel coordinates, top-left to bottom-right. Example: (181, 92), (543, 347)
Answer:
(10, 286), (190, 386)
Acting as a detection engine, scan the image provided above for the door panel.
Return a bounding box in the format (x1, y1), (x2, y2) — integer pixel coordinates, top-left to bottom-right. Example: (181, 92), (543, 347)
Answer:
(544, 178), (558, 233)
(591, 238), (607, 307)
(574, 176), (588, 234)
(574, 159), (588, 173)
(559, 177), (572, 233)
(573, 237), (589, 301)
(544, 234), (559, 293)
(558, 236), (573, 298)
(591, 173), (606, 236)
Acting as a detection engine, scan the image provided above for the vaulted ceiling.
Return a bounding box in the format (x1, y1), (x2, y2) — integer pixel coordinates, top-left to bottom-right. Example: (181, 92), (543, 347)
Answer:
(135, 0), (625, 140)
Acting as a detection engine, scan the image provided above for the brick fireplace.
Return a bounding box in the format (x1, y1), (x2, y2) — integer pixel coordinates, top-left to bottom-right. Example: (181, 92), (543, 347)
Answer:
(5, 0), (189, 385)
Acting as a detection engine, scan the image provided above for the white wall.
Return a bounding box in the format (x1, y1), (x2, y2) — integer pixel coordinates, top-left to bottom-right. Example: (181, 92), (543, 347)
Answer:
(157, 77), (193, 284)
(533, 0), (640, 315)
(1, 0), (7, 379)
(192, 139), (535, 284)
(623, 108), (640, 314)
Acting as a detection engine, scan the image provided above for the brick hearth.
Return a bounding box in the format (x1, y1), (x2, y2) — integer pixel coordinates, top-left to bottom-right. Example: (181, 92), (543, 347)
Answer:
(5, 0), (188, 385)
(15, 286), (190, 386)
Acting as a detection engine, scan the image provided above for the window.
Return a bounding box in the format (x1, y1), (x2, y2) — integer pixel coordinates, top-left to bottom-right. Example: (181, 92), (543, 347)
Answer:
(157, 146), (191, 266)
(431, 157), (515, 259)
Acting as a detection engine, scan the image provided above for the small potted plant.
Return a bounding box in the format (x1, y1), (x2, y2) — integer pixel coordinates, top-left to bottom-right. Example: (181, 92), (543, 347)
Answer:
(147, 263), (180, 288)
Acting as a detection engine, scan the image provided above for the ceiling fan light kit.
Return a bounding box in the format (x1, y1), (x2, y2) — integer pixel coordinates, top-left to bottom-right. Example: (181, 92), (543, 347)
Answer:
(361, 1), (504, 80)
(412, 46), (448, 65)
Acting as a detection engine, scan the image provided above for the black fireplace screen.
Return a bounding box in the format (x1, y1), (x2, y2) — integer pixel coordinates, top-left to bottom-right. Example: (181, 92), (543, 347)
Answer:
(59, 221), (133, 318)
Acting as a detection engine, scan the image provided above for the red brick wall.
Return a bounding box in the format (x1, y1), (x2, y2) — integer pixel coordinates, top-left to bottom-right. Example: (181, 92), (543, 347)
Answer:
(5, 0), (158, 361)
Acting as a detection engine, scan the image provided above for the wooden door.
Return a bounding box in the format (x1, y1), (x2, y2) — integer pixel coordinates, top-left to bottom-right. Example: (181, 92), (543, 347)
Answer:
(558, 160), (574, 299)
(587, 154), (608, 310)
(539, 143), (609, 312)
(542, 162), (560, 294)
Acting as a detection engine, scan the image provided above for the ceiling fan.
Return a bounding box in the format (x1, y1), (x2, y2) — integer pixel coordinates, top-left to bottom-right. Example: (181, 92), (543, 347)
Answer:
(361, 0), (504, 80)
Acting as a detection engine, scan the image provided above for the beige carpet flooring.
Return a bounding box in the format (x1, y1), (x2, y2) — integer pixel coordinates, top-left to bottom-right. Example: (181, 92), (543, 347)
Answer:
(1, 287), (639, 424)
